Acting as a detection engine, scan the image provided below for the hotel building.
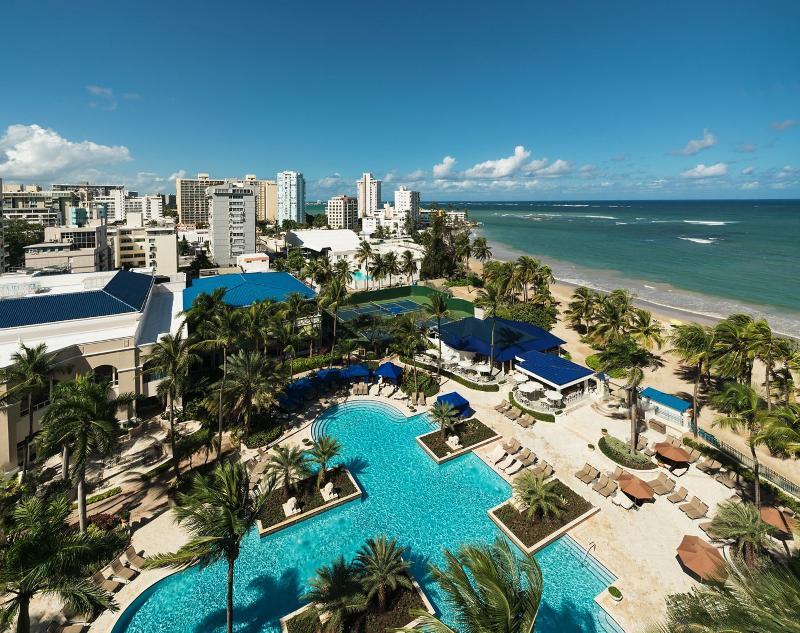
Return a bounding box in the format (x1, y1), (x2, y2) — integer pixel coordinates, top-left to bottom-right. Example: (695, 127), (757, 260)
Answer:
(277, 171), (306, 225)
(325, 195), (359, 230)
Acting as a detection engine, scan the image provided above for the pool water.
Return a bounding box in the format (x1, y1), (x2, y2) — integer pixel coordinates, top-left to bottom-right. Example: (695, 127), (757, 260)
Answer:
(112, 401), (621, 633)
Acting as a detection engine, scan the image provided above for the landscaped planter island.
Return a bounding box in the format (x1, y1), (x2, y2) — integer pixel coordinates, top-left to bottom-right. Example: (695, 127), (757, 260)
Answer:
(416, 418), (500, 464)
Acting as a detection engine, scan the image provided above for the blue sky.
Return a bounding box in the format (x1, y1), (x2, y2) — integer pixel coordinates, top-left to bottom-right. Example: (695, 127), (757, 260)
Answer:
(1, 0), (798, 200)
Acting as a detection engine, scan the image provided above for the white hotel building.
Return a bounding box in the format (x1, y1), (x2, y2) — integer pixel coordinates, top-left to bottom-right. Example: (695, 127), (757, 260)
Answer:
(277, 171), (306, 225)
(325, 195), (359, 230)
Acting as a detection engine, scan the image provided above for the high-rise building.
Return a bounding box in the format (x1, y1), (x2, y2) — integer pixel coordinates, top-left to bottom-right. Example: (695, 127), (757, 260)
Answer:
(326, 195), (359, 230)
(90, 189), (127, 223)
(1, 184), (78, 226)
(356, 172), (381, 218)
(241, 175), (278, 223)
(207, 182), (256, 266)
(277, 171), (305, 225)
(124, 195), (164, 222)
(176, 173), (225, 226)
(52, 183), (126, 206)
(394, 186), (420, 224)
(106, 212), (178, 274)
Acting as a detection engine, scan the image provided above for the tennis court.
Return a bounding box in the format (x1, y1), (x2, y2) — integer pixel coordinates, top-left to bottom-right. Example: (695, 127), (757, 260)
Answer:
(337, 298), (424, 322)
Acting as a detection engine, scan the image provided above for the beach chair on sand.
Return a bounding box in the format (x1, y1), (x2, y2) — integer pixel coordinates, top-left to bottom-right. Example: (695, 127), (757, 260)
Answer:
(125, 545), (147, 569)
(715, 470), (738, 489)
(487, 444), (507, 464)
(506, 408), (522, 421)
(608, 466), (624, 481)
(575, 463), (592, 482)
(667, 486), (688, 504)
(648, 472), (676, 496)
(502, 438), (522, 454)
(504, 448), (532, 470)
(577, 465), (599, 484)
(599, 480), (618, 498)
(592, 474), (610, 493)
(531, 461), (553, 478)
(504, 460), (525, 475)
(517, 414), (534, 428)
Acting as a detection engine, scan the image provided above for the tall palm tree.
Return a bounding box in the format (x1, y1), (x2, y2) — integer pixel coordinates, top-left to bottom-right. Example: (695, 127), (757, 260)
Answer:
(593, 292), (635, 345)
(475, 284), (504, 374)
(709, 501), (775, 568)
(283, 292), (310, 335)
(624, 366), (645, 452)
(217, 350), (279, 441)
(406, 538), (543, 633)
(669, 323), (716, 436)
(712, 383), (772, 508)
(355, 240), (373, 290)
(514, 256), (540, 303)
(471, 237), (492, 265)
(320, 277), (349, 349)
(310, 435), (342, 488)
(146, 331), (199, 480)
(566, 286), (597, 334)
(483, 260), (515, 299)
(266, 444), (310, 500)
(144, 462), (270, 633)
(369, 253), (386, 289)
(400, 249), (417, 285)
(197, 307), (242, 461)
(655, 555), (800, 633)
(426, 293), (451, 377)
(0, 494), (116, 633)
(181, 288), (226, 334)
(454, 232), (472, 268)
(354, 535), (412, 612)
(628, 308), (664, 351)
(430, 401), (459, 439)
(38, 375), (132, 532)
(383, 251), (400, 288)
(301, 556), (367, 633)
(749, 319), (786, 410)
(392, 314), (424, 394)
(0, 343), (60, 479)
(512, 471), (565, 520)
(714, 314), (758, 385)
(334, 259), (354, 286)
(240, 300), (273, 352)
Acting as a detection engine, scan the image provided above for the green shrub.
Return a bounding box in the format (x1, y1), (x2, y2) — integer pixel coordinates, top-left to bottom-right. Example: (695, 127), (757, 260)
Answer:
(400, 358), (500, 392)
(498, 302), (558, 330)
(598, 435), (656, 470)
(289, 353), (339, 374)
(84, 486), (122, 506)
(509, 391), (555, 422)
(243, 425), (282, 449)
(608, 586), (622, 599)
(585, 355), (626, 379)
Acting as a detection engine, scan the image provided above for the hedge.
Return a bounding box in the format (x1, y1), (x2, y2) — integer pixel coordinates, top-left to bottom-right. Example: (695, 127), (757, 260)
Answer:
(286, 353), (340, 374)
(81, 486), (122, 507)
(509, 391), (555, 423)
(243, 425), (282, 449)
(585, 354), (626, 379)
(598, 435), (657, 470)
(400, 357), (500, 392)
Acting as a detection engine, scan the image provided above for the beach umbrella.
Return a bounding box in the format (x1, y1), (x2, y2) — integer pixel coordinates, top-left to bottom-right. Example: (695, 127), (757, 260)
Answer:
(760, 506), (797, 535)
(343, 364), (370, 379)
(654, 442), (691, 463)
(676, 535), (727, 582)
(518, 382), (539, 394)
(617, 472), (654, 501)
(376, 362), (403, 383)
(545, 390), (562, 401)
(473, 363), (492, 373)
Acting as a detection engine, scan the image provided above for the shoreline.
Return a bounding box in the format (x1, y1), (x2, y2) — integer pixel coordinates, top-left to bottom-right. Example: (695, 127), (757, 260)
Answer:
(473, 232), (800, 339)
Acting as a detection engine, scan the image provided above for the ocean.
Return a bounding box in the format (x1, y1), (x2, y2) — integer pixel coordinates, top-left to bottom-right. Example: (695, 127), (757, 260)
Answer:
(451, 200), (800, 336)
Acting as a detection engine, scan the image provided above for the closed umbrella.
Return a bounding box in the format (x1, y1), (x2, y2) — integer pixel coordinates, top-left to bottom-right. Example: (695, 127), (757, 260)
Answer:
(676, 535), (727, 582)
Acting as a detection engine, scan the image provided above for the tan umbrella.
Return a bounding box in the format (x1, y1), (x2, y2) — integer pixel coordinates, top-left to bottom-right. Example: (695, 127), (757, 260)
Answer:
(654, 442), (691, 463)
(676, 535), (727, 581)
(618, 472), (655, 500)
(760, 506), (797, 535)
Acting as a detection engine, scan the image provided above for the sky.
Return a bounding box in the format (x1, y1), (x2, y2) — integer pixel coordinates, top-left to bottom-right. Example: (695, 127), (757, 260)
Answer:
(1, 0), (798, 201)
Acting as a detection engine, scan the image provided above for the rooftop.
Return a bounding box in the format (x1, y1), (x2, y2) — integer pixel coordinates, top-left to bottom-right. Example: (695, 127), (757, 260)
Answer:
(640, 387), (692, 413)
(515, 350), (595, 388)
(286, 228), (362, 253)
(182, 272), (315, 310)
(438, 317), (565, 362)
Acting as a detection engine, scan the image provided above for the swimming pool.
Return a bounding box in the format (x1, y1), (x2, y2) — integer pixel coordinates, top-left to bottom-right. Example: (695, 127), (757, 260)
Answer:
(112, 401), (622, 633)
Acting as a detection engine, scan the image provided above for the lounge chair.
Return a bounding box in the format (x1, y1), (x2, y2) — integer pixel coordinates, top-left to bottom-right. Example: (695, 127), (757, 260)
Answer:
(575, 463), (592, 481)
(697, 458), (722, 474)
(487, 444), (507, 464)
(505, 460), (525, 475)
(497, 454), (516, 470)
(667, 486), (688, 504)
(612, 493), (635, 509)
(517, 450), (536, 468)
(282, 496), (302, 518)
(531, 461), (553, 478)
(506, 408), (521, 421)
(578, 466), (600, 484)
(47, 624), (87, 633)
(125, 545), (147, 569)
(517, 414), (534, 428)
(680, 496), (709, 519)
(110, 557), (138, 582)
(506, 448), (531, 467)
(502, 438), (521, 454)
(592, 474), (610, 493)
(687, 448), (702, 463)
(699, 521), (721, 539)
(608, 466), (624, 481)
(494, 401), (511, 413)
(91, 572), (123, 594)
(715, 470), (738, 489)
(649, 473), (676, 496)
(599, 480), (618, 497)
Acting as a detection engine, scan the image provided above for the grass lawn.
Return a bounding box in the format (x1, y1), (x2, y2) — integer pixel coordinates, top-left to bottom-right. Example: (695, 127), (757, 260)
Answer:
(492, 480), (592, 548)
(419, 418), (497, 458)
(259, 467), (357, 528)
(285, 586), (425, 633)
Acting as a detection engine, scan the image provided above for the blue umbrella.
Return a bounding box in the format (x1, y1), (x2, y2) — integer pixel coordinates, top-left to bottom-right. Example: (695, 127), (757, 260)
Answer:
(344, 364), (370, 379)
(376, 362), (403, 383)
(436, 391), (470, 412)
(316, 368), (341, 382)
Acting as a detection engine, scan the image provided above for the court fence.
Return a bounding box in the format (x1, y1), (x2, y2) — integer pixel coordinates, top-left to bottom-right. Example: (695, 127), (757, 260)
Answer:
(349, 284), (474, 317)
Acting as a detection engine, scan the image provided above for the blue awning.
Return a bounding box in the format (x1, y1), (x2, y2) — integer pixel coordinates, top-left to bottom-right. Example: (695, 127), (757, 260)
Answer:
(640, 387), (691, 413)
(343, 364), (370, 379)
(376, 362), (403, 382)
(436, 391), (470, 411)
(437, 317), (565, 362)
(515, 350), (594, 388)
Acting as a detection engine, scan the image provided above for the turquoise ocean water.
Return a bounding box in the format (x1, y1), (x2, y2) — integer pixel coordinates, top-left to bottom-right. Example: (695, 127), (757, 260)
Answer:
(457, 200), (800, 336)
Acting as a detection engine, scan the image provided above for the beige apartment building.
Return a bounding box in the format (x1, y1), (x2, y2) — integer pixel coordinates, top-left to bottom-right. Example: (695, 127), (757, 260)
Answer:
(242, 175), (277, 222)
(326, 195), (359, 230)
(1, 184), (78, 226)
(176, 173), (225, 226)
(24, 224), (112, 273)
(0, 269), (184, 472)
(107, 212), (179, 274)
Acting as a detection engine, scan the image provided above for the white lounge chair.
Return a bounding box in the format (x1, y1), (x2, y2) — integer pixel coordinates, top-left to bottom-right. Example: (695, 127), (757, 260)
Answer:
(321, 481), (338, 502)
(504, 460), (524, 475)
(282, 496), (301, 517)
(611, 493), (634, 509)
(497, 454), (516, 469)
(487, 444), (507, 464)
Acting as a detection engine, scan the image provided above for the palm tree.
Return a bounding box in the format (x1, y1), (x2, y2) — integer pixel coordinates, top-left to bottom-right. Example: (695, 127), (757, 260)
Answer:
(320, 278), (349, 349)
(592, 291), (635, 345)
(354, 535), (412, 612)
(709, 501), (775, 568)
(38, 375), (132, 532)
(454, 232), (472, 268)
(669, 323), (716, 436)
(392, 314), (424, 394)
(369, 253), (386, 289)
(430, 401), (460, 440)
(513, 471), (565, 520)
(426, 293), (450, 377)
(0, 494), (116, 633)
(240, 300), (273, 352)
(266, 444), (310, 500)
(624, 367), (645, 452)
(749, 319), (785, 409)
(475, 284), (504, 375)
(310, 435), (342, 488)
(655, 555), (800, 633)
(144, 462), (270, 633)
(334, 259), (354, 286)
(383, 251), (400, 288)
(283, 292), (311, 335)
(471, 236), (492, 265)
(566, 286), (597, 334)
(0, 342), (60, 479)
(197, 307), (242, 461)
(406, 537), (542, 633)
(714, 314), (758, 385)
(628, 308), (664, 351)
(181, 288), (226, 333)
(355, 241), (373, 290)
(218, 350), (279, 441)
(400, 250), (417, 285)
(301, 556), (367, 633)
(146, 331), (199, 480)
(483, 261), (516, 301)
(514, 256), (540, 303)
(712, 383), (772, 508)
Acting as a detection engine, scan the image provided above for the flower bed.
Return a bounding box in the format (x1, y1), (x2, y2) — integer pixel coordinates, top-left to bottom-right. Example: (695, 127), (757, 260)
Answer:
(418, 418), (497, 458)
(491, 481), (592, 549)
(258, 467), (358, 529)
(598, 435), (657, 470)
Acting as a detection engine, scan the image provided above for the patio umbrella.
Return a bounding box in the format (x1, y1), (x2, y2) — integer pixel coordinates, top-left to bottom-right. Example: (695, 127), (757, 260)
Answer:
(617, 472), (654, 501)
(474, 363), (492, 373)
(526, 380), (544, 389)
(511, 373), (528, 383)
(518, 382), (539, 394)
(760, 506), (797, 535)
(545, 390), (562, 401)
(344, 364), (370, 380)
(316, 368), (341, 382)
(676, 535), (727, 582)
(654, 442), (691, 463)
(437, 392), (470, 412)
(376, 362), (403, 384)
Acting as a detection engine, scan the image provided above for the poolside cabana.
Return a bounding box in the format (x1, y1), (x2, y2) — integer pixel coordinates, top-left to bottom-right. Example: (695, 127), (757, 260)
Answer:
(514, 350), (596, 408)
(640, 387), (693, 433)
(376, 362), (403, 384)
(436, 392), (474, 418)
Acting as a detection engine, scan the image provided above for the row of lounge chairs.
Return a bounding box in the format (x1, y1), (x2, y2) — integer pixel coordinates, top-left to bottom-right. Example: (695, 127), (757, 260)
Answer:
(488, 438), (553, 478)
(495, 401), (535, 428)
(351, 383), (369, 396)
(411, 392), (427, 406)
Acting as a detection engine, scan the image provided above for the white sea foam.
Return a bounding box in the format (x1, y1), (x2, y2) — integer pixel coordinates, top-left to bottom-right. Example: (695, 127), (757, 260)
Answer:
(682, 220), (737, 226)
(615, 222), (628, 225)
(678, 237), (717, 244)
(580, 215), (617, 220)
(552, 203), (590, 207)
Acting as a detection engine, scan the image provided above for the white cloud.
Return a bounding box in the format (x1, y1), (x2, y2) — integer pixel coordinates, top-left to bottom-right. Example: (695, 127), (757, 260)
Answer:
(536, 159), (573, 178)
(771, 119), (797, 131)
(672, 129), (716, 155)
(0, 123), (132, 181)
(680, 162), (728, 179)
(463, 145), (530, 178)
(776, 165), (798, 179)
(741, 166), (755, 175)
(316, 172), (344, 188)
(86, 85), (118, 110)
(736, 143), (757, 153)
(740, 181), (759, 190)
(520, 158), (548, 174)
(406, 169), (426, 180)
(432, 155), (457, 178)
(168, 170), (187, 181)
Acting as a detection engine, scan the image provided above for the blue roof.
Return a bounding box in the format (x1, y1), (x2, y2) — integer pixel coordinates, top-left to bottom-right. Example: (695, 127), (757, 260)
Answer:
(438, 317), (564, 362)
(182, 272), (315, 310)
(515, 350), (594, 387)
(436, 391), (470, 411)
(640, 387), (691, 413)
(0, 270), (154, 329)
